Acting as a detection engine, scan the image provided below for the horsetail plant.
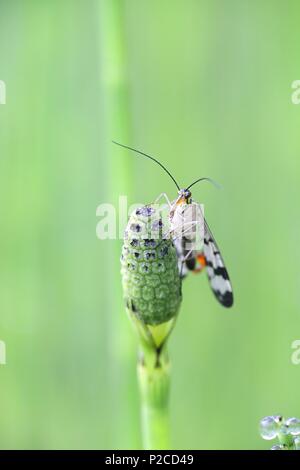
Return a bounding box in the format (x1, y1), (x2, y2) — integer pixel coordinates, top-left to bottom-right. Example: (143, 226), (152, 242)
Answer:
(121, 204), (182, 449)
(117, 141), (234, 449)
(99, 0), (137, 447)
(260, 415), (300, 450)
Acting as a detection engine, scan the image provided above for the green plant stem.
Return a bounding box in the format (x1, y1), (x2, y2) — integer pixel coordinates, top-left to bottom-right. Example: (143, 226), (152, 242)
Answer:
(138, 345), (171, 450)
(99, 0), (138, 448)
(99, 0), (133, 188)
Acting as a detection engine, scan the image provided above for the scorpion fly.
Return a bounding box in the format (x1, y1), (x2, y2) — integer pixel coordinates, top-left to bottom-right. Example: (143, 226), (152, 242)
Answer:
(113, 141), (234, 308)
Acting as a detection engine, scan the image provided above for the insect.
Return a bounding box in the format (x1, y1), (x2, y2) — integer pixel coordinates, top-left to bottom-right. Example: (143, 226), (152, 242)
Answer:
(114, 141), (234, 308)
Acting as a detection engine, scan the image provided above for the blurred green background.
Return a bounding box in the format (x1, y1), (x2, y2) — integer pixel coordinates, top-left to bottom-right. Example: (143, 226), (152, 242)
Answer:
(0, 0), (300, 450)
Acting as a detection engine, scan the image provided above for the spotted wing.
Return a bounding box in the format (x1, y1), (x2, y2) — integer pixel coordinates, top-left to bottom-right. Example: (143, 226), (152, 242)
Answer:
(204, 220), (233, 308)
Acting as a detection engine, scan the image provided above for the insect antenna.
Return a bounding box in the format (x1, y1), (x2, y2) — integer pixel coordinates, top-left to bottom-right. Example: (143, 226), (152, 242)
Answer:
(112, 140), (180, 190)
(186, 177), (221, 191)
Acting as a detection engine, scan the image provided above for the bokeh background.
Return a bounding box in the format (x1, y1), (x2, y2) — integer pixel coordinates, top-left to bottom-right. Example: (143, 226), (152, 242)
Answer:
(0, 0), (300, 450)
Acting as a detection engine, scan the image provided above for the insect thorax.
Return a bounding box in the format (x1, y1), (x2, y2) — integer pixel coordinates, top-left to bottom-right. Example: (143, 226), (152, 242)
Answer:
(170, 201), (205, 252)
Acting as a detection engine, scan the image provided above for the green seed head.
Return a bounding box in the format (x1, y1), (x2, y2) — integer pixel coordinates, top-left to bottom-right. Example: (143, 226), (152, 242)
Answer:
(121, 205), (182, 326)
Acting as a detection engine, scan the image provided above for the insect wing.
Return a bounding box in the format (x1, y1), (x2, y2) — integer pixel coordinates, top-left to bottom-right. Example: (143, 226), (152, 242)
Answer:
(204, 220), (233, 308)
(174, 237), (191, 278)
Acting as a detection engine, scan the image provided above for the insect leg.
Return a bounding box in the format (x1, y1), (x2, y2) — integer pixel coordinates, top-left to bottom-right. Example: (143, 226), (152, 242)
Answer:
(172, 219), (202, 240)
(181, 248), (194, 262)
(154, 192), (172, 208)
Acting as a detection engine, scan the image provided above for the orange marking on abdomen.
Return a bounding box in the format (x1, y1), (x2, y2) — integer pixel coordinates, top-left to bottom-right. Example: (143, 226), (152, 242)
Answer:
(197, 254), (206, 267)
(193, 254), (206, 274)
